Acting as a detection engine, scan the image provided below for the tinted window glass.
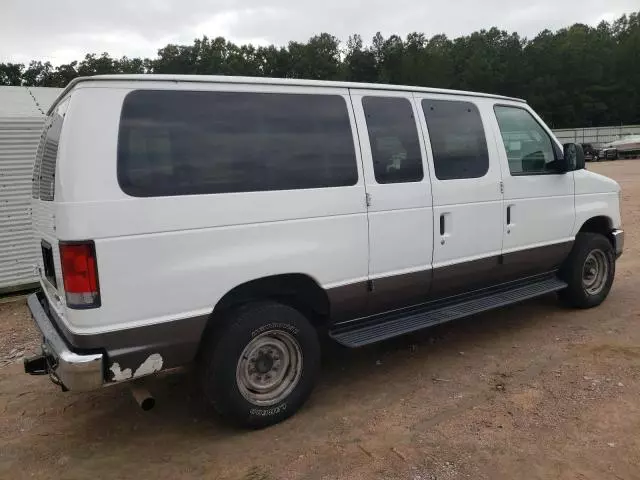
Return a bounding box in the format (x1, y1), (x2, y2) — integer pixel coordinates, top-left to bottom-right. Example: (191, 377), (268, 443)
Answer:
(494, 106), (556, 175)
(422, 99), (489, 180)
(362, 96), (423, 184)
(118, 90), (358, 196)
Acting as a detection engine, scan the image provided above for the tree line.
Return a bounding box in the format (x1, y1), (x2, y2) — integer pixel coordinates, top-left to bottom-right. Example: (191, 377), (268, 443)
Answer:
(1, 12), (639, 128)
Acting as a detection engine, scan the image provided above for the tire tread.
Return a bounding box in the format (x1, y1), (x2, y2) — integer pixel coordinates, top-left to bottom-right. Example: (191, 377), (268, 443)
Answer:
(559, 232), (615, 308)
(199, 301), (320, 428)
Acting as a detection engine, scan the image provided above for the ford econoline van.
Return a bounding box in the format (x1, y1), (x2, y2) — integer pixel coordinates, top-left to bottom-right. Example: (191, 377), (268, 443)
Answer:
(25, 75), (623, 427)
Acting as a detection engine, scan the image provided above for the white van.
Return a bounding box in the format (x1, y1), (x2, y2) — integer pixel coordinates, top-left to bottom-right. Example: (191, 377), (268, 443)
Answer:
(24, 75), (624, 427)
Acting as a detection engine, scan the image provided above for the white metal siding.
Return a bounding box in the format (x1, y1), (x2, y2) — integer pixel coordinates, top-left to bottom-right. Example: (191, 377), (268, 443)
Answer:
(0, 117), (44, 290)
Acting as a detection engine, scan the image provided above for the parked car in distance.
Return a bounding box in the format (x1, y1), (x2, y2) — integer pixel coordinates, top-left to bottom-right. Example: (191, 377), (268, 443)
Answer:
(581, 143), (598, 161)
(25, 75), (624, 428)
(599, 146), (619, 160)
(600, 135), (640, 160)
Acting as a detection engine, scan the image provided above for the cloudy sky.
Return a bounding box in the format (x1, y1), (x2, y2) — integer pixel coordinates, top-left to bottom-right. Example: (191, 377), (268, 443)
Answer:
(2, 0), (637, 65)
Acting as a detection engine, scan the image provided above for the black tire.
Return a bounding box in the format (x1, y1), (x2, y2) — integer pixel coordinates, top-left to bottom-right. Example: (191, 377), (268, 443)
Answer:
(558, 233), (615, 308)
(199, 301), (320, 428)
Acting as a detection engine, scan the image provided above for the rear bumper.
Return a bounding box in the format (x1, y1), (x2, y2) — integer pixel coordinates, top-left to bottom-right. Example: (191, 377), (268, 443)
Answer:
(24, 293), (104, 391)
(612, 229), (624, 258)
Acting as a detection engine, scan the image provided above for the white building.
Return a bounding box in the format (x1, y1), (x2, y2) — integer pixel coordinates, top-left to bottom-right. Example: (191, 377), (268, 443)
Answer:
(0, 86), (62, 293)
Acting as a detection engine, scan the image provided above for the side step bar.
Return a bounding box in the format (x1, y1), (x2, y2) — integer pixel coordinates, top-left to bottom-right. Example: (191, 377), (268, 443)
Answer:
(329, 275), (567, 348)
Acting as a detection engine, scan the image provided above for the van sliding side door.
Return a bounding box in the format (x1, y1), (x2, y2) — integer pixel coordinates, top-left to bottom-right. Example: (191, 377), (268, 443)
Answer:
(349, 89), (434, 315)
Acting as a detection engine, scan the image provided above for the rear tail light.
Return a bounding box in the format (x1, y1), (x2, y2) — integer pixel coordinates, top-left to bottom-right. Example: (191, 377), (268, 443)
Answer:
(59, 241), (101, 309)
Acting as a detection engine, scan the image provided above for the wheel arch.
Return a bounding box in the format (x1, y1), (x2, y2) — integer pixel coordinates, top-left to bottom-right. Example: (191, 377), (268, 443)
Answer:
(211, 273), (331, 328)
(577, 216), (615, 246)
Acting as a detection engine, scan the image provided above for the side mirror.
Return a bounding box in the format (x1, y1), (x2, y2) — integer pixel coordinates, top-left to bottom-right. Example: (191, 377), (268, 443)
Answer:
(562, 143), (585, 171)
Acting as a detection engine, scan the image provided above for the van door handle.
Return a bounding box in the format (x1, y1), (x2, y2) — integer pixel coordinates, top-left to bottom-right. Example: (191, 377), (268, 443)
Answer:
(440, 214), (445, 236)
(506, 206), (511, 225)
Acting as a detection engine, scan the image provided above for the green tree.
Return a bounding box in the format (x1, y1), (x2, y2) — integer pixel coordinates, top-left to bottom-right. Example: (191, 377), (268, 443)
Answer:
(0, 63), (24, 85)
(21, 61), (53, 86)
(3, 10), (640, 127)
(342, 34), (378, 82)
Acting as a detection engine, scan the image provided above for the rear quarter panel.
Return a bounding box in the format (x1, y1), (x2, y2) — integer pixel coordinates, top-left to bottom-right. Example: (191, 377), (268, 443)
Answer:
(56, 83), (369, 334)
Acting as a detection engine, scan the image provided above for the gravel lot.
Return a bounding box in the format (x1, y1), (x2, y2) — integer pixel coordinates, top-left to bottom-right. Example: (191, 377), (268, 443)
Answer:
(1, 160), (639, 480)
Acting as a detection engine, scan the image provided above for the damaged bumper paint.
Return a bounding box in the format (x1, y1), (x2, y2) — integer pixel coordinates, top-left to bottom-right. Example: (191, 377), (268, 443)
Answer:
(25, 293), (104, 391)
(109, 353), (164, 382)
(24, 291), (209, 389)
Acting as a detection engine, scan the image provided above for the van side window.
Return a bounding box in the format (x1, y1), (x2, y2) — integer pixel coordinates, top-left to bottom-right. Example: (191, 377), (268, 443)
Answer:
(362, 96), (423, 184)
(118, 90), (358, 196)
(494, 106), (556, 175)
(421, 99), (489, 180)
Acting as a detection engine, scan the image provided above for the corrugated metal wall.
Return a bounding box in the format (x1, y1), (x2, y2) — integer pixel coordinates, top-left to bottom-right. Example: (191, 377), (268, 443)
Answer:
(0, 117), (43, 292)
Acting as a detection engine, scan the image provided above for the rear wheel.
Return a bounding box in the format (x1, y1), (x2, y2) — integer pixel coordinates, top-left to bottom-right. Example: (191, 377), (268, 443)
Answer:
(199, 301), (320, 428)
(559, 233), (615, 308)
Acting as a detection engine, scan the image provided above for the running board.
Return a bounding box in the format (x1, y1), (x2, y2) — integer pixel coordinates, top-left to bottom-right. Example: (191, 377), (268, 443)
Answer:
(329, 275), (567, 348)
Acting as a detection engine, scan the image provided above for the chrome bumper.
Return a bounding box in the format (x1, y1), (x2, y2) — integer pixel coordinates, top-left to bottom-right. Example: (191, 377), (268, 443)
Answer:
(612, 229), (624, 258)
(25, 293), (104, 391)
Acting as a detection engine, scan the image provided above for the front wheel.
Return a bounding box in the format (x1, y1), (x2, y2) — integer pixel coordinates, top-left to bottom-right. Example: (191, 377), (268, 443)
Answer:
(559, 233), (615, 308)
(199, 301), (320, 428)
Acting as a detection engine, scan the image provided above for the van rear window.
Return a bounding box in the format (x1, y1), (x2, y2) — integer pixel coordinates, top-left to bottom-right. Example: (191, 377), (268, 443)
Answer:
(117, 90), (358, 197)
(32, 100), (67, 201)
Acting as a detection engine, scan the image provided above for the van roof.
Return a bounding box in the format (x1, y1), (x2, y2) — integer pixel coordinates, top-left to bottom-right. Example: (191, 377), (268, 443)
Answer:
(48, 74), (526, 114)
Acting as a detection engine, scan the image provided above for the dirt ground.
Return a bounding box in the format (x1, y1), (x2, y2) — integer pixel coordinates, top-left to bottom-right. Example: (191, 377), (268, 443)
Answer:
(1, 161), (640, 480)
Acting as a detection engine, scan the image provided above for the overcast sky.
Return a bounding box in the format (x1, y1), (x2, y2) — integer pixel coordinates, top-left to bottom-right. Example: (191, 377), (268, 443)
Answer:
(2, 0), (638, 65)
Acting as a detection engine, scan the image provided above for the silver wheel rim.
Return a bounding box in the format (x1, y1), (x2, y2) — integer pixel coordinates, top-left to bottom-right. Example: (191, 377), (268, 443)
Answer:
(582, 249), (608, 295)
(236, 330), (303, 407)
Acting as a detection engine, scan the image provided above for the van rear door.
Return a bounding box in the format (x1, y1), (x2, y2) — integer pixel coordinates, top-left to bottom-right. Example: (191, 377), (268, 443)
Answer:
(32, 97), (70, 313)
